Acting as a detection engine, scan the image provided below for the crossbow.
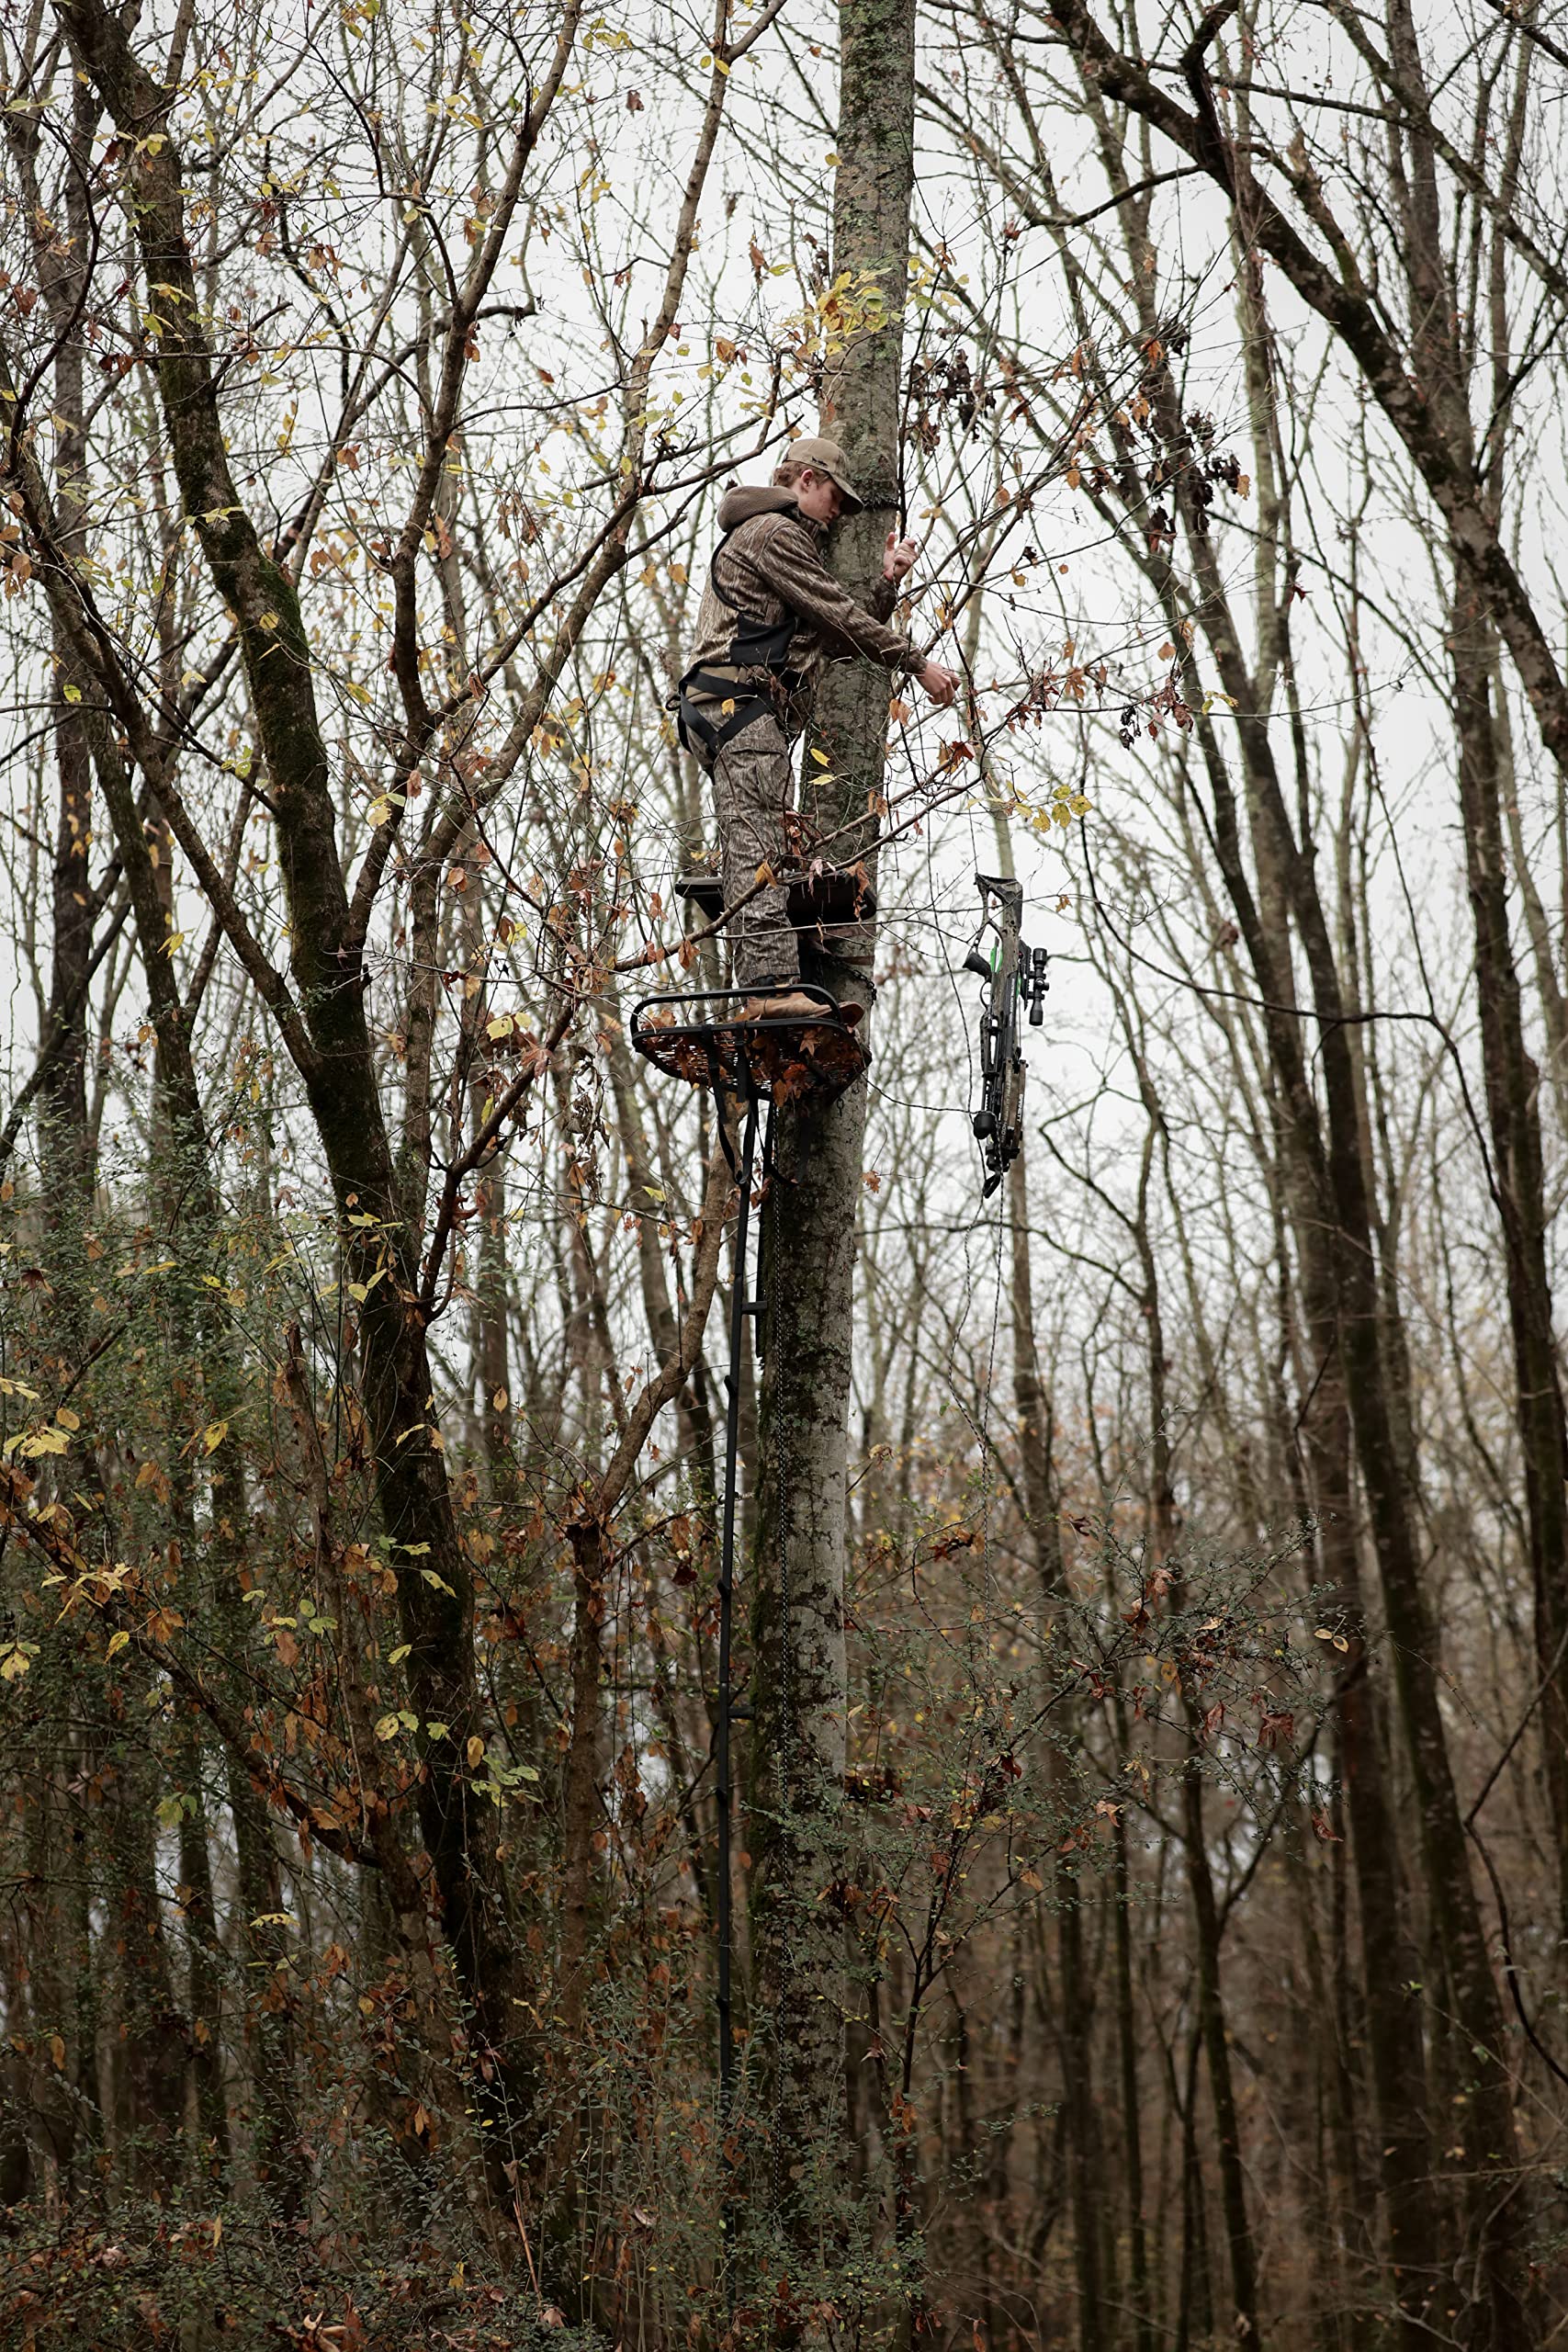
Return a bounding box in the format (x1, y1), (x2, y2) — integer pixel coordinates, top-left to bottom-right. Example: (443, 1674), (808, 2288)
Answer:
(964, 874), (1049, 1197)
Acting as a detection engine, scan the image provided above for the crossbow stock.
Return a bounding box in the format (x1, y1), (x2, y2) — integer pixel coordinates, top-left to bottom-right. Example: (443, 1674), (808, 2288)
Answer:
(964, 874), (1049, 1197)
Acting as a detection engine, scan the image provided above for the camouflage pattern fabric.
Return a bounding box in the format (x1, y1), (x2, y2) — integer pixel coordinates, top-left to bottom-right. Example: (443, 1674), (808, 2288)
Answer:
(711, 711), (799, 987)
(688, 484), (908, 1009)
(708, 714), (878, 1017)
(683, 484), (918, 716)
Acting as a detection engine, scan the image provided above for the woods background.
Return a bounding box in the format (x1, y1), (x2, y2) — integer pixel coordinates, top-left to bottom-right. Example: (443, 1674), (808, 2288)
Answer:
(1, 0), (1566, 2343)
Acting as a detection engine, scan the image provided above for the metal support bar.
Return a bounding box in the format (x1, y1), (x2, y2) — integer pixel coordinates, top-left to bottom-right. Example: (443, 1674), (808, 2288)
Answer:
(716, 1091), (761, 2126)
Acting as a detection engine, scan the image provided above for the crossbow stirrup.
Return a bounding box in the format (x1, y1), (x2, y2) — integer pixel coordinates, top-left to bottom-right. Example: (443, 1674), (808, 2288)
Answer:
(964, 873), (1048, 1197)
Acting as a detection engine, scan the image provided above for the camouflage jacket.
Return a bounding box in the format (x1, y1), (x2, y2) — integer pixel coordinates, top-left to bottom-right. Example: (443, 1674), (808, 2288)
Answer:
(682, 485), (919, 727)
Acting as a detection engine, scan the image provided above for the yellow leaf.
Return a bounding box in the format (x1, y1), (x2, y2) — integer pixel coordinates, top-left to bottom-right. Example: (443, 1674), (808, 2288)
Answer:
(202, 1419), (229, 1453)
(55, 1406), (80, 1430)
(467, 1735), (485, 1767)
(106, 1630), (130, 1658)
(375, 1713), (400, 1740)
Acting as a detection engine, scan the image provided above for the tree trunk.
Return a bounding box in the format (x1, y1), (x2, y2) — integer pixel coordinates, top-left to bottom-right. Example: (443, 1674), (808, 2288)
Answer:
(1111, 1804), (1155, 2352)
(1003, 1111), (1107, 2352)
(1118, 293), (1528, 2343)
(59, 0), (537, 2186)
(175, 1723), (229, 2176)
(1450, 614), (1568, 1928)
(14, 70), (100, 1347)
(748, 0), (917, 2283)
(91, 720), (308, 2219)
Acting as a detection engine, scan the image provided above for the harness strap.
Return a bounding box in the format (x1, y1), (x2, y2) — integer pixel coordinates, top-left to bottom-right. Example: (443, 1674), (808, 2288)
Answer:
(673, 688), (776, 767)
(670, 519), (810, 765)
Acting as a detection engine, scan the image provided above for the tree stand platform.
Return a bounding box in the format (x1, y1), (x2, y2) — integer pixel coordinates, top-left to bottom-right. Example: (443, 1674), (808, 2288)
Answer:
(630, 983), (868, 1110)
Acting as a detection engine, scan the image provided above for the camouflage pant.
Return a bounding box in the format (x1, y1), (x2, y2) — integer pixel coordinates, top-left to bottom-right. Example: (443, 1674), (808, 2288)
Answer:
(709, 710), (800, 988)
(707, 708), (877, 1009)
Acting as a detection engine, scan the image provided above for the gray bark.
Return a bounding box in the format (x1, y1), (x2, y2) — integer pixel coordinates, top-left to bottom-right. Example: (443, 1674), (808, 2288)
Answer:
(748, 0), (918, 2293)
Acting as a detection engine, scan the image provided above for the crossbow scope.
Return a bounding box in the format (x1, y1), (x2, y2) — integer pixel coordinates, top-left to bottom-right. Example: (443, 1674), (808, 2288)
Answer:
(964, 874), (1049, 1197)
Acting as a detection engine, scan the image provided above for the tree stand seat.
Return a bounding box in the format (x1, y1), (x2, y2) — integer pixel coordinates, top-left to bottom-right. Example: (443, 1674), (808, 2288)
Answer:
(674, 865), (878, 938)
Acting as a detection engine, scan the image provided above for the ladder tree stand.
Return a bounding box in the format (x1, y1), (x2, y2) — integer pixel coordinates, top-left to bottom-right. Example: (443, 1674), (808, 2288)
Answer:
(630, 869), (1044, 2127)
(631, 892), (869, 2132)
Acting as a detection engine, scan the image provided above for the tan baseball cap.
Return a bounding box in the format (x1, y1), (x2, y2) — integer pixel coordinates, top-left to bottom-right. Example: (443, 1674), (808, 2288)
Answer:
(787, 434), (865, 512)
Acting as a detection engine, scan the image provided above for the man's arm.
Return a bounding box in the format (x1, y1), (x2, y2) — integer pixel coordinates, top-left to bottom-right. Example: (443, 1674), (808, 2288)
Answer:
(750, 516), (920, 673)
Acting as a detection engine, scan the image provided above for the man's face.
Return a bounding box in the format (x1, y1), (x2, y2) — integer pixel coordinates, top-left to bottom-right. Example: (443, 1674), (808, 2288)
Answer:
(794, 467), (843, 525)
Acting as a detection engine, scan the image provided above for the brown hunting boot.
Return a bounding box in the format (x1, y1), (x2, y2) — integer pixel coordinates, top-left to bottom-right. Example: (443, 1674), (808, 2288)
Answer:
(736, 987), (823, 1023)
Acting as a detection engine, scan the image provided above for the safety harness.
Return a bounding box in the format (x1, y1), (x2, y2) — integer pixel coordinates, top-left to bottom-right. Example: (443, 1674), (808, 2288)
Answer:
(670, 525), (805, 766)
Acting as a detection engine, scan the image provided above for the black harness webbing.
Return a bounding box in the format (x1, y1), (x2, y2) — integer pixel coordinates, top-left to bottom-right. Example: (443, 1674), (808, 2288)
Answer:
(671, 524), (802, 765)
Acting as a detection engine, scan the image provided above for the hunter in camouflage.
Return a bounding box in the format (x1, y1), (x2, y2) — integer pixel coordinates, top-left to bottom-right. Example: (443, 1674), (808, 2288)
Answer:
(675, 436), (959, 1020)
